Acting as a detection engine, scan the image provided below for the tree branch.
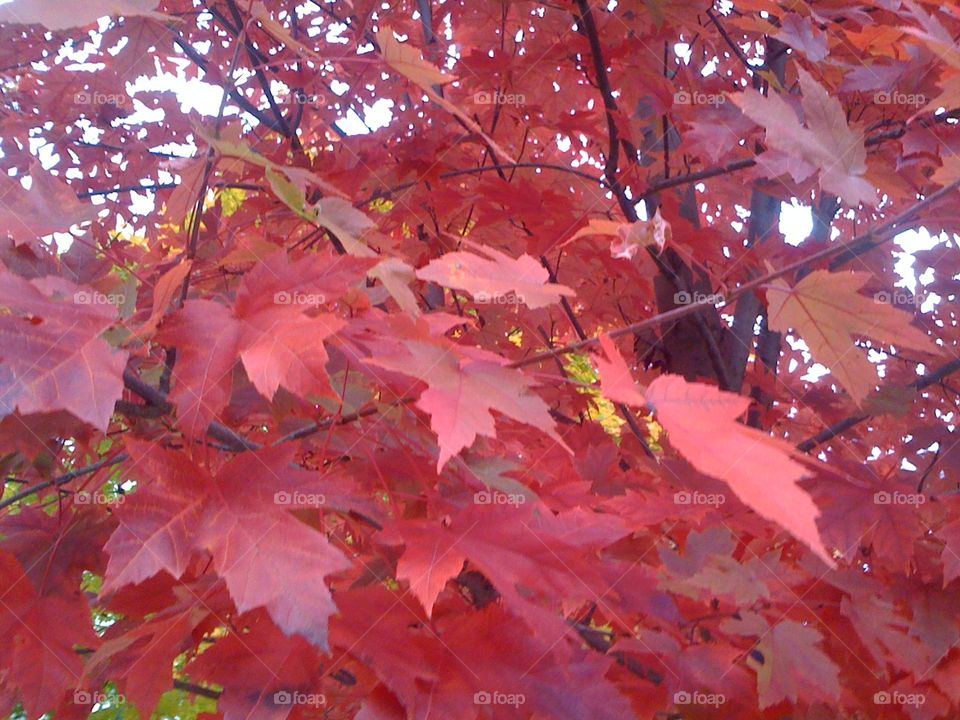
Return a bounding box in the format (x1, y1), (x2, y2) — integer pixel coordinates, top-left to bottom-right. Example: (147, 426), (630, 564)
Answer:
(217, 0), (300, 149)
(636, 111), (960, 204)
(573, 0), (635, 221)
(267, 396), (417, 448)
(638, 158), (755, 201)
(79, 181), (262, 199)
(120, 369), (262, 451)
(706, 8), (753, 73)
(573, 0), (733, 388)
(796, 358), (960, 452)
(508, 178), (960, 369)
(364, 162), (607, 203)
(172, 680), (222, 700)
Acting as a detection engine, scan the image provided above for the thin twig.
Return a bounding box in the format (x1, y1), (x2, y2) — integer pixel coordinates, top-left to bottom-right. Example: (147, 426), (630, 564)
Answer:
(79, 181), (261, 199)
(0, 455), (128, 512)
(706, 8), (753, 72)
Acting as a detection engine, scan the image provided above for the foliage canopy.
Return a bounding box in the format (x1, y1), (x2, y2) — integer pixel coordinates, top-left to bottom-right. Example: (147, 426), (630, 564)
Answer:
(1, 0), (960, 718)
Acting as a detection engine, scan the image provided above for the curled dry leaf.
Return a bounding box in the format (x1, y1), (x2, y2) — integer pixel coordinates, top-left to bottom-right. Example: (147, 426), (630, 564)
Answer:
(567, 208), (671, 259)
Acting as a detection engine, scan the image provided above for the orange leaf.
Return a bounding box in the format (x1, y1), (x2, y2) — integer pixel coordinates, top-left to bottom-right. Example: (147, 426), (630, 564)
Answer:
(375, 26), (456, 89)
(766, 270), (936, 406)
(376, 26), (516, 164)
(567, 209), (671, 260)
(137, 259), (192, 336)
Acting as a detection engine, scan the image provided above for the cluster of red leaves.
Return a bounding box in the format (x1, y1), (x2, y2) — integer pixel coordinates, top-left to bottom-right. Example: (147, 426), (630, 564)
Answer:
(1, 0), (960, 718)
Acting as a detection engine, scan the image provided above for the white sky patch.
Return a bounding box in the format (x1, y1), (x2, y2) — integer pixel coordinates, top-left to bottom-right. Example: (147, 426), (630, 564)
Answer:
(892, 227), (944, 292)
(324, 22), (350, 44)
(784, 333), (829, 381)
(128, 68), (232, 118)
(780, 200), (813, 245)
(336, 98), (394, 134)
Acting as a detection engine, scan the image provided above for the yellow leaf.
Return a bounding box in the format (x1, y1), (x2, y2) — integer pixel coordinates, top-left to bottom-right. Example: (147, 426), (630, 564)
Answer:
(313, 197), (378, 258)
(375, 26), (456, 91)
(199, 125), (349, 199)
(265, 167), (315, 223)
(218, 187), (246, 217)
